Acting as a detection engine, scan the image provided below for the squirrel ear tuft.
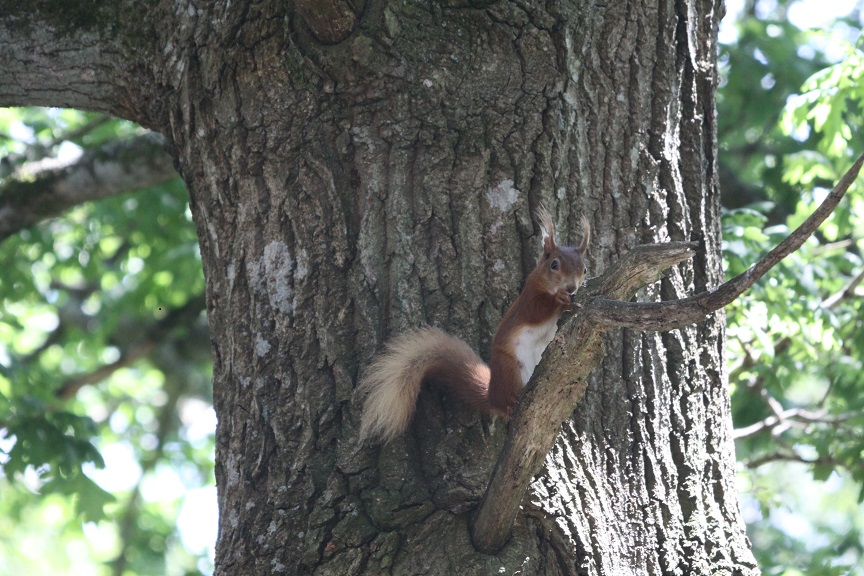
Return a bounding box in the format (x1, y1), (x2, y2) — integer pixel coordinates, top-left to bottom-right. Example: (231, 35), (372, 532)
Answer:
(578, 215), (590, 255)
(535, 206), (555, 251)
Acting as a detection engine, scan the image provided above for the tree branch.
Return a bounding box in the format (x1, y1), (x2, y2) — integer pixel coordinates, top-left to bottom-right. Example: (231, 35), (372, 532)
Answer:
(822, 265), (864, 308)
(0, 133), (178, 241)
(471, 152), (864, 553)
(0, 6), (142, 117)
(733, 406), (860, 440)
(583, 152), (864, 332)
(733, 367), (861, 440)
(0, 114), (115, 179)
(744, 449), (864, 472)
(54, 294), (206, 399)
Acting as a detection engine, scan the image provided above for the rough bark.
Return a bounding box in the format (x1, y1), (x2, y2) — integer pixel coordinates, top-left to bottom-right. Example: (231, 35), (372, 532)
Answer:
(0, 2), (160, 123)
(1, 1), (760, 575)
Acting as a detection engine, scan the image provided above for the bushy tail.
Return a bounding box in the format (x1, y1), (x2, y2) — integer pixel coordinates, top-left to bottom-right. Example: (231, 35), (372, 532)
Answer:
(358, 327), (491, 444)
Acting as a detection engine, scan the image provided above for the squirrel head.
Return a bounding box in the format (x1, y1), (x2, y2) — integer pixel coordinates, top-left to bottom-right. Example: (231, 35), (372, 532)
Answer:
(534, 207), (590, 298)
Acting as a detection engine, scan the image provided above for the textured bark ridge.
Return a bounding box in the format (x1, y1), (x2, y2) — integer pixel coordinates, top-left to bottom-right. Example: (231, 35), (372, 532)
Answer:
(2, 1), (770, 575)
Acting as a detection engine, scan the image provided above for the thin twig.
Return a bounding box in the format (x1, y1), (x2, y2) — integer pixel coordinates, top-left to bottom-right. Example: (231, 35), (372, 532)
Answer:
(47, 114), (113, 148)
(744, 450), (864, 472)
(733, 406), (860, 439)
(810, 237), (857, 255)
(822, 266), (864, 308)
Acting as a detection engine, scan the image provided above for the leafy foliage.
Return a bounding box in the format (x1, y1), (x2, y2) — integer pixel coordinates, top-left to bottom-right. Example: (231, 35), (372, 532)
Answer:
(719, 2), (864, 574)
(0, 108), (213, 575)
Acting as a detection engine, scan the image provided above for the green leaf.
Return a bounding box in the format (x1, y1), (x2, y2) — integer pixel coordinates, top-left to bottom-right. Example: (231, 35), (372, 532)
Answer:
(42, 474), (115, 523)
(812, 463), (834, 482)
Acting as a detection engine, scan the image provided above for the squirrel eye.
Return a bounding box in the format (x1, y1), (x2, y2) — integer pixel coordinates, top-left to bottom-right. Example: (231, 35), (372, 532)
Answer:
(583, 265), (588, 275)
(550, 259), (559, 270)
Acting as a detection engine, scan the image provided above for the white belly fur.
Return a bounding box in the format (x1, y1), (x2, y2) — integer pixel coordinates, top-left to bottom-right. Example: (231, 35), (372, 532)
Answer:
(512, 317), (559, 386)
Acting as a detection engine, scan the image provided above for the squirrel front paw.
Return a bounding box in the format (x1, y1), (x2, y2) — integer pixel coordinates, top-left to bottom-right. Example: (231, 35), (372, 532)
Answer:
(554, 288), (571, 308)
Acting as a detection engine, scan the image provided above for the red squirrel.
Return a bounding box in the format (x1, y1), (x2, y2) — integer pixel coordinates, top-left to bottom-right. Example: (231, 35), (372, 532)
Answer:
(358, 208), (590, 443)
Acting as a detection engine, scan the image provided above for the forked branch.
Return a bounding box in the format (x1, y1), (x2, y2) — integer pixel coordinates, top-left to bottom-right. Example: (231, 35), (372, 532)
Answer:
(472, 152), (864, 554)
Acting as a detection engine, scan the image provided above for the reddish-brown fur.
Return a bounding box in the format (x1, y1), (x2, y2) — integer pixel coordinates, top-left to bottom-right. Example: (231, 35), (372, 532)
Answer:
(488, 279), (566, 413)
(357, 209), (590, 443)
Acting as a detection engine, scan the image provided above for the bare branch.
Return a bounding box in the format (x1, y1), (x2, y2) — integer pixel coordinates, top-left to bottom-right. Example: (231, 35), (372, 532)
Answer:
(55, 294), (206, 399)
(56, 341), (159, 400)
(0, 133), (178, 241)
(822, 266), (864, 308)
(0, 115), (115, 179)
(733, 406), (861, 440)
(48, 115), (115, 148)
(734, 365), (861, 441)
(585, 152), (864, 332)
(744, 450), (864, 472)
(811, 237), (858, 255)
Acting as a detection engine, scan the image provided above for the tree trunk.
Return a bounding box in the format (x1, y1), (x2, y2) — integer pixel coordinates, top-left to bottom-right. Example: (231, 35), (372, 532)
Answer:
(1, 1), (759, 574)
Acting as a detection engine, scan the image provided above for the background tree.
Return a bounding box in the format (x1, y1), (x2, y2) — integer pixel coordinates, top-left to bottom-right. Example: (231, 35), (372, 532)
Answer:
(0, 110), (214, 574)
(719, 2), (864, 573)
(1, 1), (862, 575)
